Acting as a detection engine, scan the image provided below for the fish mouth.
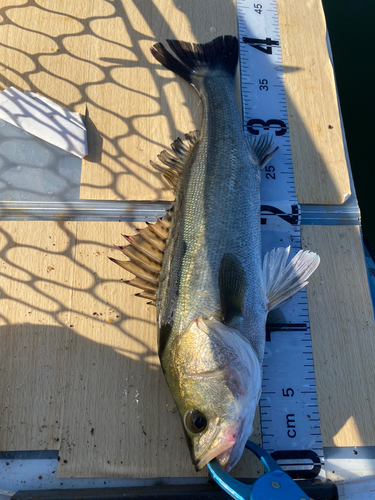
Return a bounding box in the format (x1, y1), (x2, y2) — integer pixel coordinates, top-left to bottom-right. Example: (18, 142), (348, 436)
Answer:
(194, 440), (235, 471)
(216, 449), (232, 470)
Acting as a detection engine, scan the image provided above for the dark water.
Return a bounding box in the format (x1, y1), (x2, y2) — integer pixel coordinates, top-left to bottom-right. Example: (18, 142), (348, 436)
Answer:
(321, 0), (375, 252)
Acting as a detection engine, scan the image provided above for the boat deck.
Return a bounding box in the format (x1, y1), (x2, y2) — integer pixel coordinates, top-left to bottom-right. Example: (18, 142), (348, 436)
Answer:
(0, 0), (374, 491)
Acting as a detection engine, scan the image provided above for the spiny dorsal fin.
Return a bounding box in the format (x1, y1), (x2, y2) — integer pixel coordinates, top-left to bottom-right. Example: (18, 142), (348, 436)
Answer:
(122, 233), (164, 263)
(111, 213), (171, 301)
(146, 220), (168, 239)
(119, 245), (161, 273)
(134, 226), (165, 251)
(112, 130), (199, 301)
(109, 258), (159, 285)
(157, 214), (171, 229)
(150, 131), (199, 193)
(135, 291), (156, 302)
(125, 277), (158, 292)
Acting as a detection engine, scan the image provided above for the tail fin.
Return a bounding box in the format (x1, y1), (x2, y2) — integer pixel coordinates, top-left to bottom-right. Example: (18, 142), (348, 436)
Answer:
(150, 36), (238, 85)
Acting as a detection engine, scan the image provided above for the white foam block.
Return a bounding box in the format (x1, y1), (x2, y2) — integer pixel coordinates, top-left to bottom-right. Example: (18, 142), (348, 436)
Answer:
(0, 87), (87, 158)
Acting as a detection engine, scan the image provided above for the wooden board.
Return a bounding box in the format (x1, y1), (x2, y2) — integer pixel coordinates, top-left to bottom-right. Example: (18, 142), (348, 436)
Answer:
(0, 0), (349, 204)
(57, 221), (184, 478)
(0, 221), (77, 450)
(278, 0), (351, 204)
(0, 0), (373, 483)
(301, 225), (375, 447)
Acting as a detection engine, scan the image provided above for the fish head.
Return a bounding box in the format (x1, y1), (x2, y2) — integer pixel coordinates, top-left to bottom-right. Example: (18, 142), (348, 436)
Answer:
(168, 317), (262, 472)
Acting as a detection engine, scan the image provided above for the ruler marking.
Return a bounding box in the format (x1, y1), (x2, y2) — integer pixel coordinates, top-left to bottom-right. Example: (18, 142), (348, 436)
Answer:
(238, 0), (324, 474)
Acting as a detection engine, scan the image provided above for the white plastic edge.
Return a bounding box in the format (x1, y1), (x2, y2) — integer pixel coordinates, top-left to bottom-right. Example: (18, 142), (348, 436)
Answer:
(337, 475), (375, 499)
(0, 87), (88, 158)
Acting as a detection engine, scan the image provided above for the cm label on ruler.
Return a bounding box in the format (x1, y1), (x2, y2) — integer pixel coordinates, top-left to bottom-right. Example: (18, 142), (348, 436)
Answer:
(237, 0), (325, 478)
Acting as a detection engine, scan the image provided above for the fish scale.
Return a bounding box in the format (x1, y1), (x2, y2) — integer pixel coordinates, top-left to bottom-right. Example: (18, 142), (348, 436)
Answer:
(237, 0), (325, 478)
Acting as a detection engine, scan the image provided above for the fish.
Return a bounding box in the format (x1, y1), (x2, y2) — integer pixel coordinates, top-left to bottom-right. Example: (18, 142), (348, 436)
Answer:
(110, 35), (320, 472)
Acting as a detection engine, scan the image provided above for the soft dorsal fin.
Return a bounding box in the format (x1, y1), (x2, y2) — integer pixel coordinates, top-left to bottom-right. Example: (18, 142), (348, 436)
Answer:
(245, 133), (279, 170)
(150, 131), (199, 193)
(219, 253), (247, 325)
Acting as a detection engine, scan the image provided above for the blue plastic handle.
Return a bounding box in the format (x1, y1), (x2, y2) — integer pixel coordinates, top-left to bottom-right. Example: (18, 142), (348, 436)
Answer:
(207, 440), (309, 500)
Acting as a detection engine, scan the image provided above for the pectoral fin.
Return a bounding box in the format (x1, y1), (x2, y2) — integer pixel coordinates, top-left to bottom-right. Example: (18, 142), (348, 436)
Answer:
(219, 253), (247, 325)
(263, 246), (320, 311)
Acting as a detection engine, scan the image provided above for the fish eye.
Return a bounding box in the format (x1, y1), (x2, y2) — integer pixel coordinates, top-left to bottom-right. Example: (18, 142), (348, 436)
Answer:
(185, 409), (207, 434)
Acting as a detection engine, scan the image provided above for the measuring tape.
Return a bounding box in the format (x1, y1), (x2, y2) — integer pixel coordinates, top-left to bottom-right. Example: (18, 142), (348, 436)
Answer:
(237, 0), (324, 478)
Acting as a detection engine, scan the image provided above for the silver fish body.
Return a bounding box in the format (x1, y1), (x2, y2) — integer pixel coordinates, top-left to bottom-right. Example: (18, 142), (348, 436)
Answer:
(151, 36), (277, 471)
(156, 51), (267, 361)
(112, 36), (320, 473)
